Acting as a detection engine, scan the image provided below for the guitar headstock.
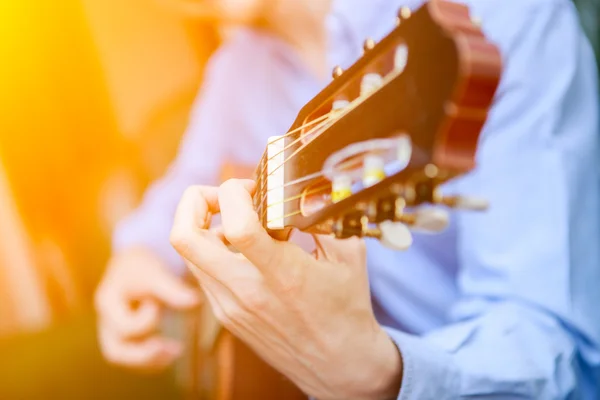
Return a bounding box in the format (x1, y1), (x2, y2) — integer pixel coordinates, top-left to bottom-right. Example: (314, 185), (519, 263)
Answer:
(253, 1), (502, 249)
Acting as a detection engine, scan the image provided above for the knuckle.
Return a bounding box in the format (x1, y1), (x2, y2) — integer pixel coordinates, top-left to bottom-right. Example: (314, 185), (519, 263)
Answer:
(211, 305), (229, 326)
(276, 274), (303, 297)
(94, 287), (111, 314)
(237, 285), (269, 312)
(223, 221), (256, 249)
(273, 263), (305, 297)
(218, 303), (243, 329)
(182, 185), (202, 201)
(169, 227), (193, 255)
(220, 178), (238, 192)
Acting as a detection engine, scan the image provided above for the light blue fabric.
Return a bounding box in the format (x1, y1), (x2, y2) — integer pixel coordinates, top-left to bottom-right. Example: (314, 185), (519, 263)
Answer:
(345, 0), (600, 398)
(115, 0), (600, 397)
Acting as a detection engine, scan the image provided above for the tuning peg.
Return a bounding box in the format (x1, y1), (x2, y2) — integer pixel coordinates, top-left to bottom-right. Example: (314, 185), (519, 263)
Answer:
(380, 221), (413, 250)
(471, 16), (482, 27)
(362, 155), (385, 187)
(398, 6), (412, 21)
(397, 208), (449, 233)
(363, 38), (376, 52)
(394, 44), (409, 73)
(364, 221), (413, 251)
(360, 73), (384, 96)
(435, 195), (489, 211)
(331, 99), (350, 114)
(332, 65), (344, 79)
(331, 174), (352, 203)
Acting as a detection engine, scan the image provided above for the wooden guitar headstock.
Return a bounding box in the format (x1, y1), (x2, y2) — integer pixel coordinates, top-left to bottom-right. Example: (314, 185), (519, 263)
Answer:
(253, 1), (502, 249)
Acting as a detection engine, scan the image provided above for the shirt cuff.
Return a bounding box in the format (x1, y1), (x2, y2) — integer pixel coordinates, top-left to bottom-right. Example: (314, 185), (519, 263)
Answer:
(383, 327), (461, 400)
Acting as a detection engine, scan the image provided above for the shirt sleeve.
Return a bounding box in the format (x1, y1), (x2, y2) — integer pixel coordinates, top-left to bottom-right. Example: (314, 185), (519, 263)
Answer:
(112, 34), (261, 272)
(112, 31), (321, 273)
(384, 1), (600, 398)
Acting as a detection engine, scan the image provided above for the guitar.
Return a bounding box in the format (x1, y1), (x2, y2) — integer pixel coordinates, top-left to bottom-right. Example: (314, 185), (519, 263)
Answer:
(195, 1), (502, 398)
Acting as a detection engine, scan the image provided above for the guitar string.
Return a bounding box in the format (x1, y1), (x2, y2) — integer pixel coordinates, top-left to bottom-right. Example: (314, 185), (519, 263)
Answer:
(259, 62), (401, 185)
(254, 111), (335, 183)
(253, 112), (336, 213)
(260, 183), (330, 224)
(253, 114), (331, 194)
(255, 113), (338, 216)
(266, 210), (302, 225)
(255, 95), (366, 217)
(256, 67), (402, 222)
(263, 95), (365, 180)
(258, 156), (367, 223)
(254, 111), (336, 192)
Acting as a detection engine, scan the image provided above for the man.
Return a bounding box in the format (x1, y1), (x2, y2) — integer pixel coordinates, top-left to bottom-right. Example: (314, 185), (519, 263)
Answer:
(170, 0), (600, 399)
(95, 0), (330, 371)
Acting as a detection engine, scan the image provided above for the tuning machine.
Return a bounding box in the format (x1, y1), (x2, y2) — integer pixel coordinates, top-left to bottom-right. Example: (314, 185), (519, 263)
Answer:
(405, 164), (490, 212)
(432, 190), (489, 211)
(331, 212), (413, 251)
(395, 208), (449, 233)
(361, 216), (413, 251)
(363, 220), (413, 251)
(363, 38), (376, 53)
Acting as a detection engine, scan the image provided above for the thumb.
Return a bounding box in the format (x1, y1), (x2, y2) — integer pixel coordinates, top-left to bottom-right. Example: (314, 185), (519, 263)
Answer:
(142, 268), (201, 310)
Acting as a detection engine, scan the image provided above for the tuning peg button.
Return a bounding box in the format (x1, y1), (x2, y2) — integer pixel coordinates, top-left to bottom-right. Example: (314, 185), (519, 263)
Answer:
(363, 38), (376, 52)
(398, 6), (412, 21)
(394, 44), (409, 73)
(332, 65), (344, 79)
(436, 195), (489, 211)
(378, 221), (413, 251)
(332, 99), (350, 112)
(414, 208), (449, 232)
(398, 208), (449, 233)
(360, 73), (384, 96)
(332, 175), (352, 203)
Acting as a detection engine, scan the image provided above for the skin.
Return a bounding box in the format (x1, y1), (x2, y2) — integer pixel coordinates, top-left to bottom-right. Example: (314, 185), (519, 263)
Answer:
(95, 247), (201, 371)
(170, 180), (403, 399)
(171, 0), (332, 77)
(96, 0), (332, 371)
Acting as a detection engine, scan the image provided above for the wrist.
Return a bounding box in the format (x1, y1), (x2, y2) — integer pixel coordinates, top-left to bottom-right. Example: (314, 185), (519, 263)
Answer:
(361, 327), (403, 399)
(331, 325), (403, 400)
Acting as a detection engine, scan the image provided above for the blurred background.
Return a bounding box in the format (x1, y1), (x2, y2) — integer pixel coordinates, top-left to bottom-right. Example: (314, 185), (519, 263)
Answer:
(0, 0), (597, 399)
(0, 0), (217, 398)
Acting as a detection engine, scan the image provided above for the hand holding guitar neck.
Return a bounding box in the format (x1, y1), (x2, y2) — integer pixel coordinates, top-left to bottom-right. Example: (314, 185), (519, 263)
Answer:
(175, 2), (502, 399)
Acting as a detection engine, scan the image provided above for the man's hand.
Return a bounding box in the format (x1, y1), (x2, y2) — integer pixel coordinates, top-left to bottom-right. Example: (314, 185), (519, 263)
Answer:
(95, 247), (201, 372)
(170, 180), (402, 399)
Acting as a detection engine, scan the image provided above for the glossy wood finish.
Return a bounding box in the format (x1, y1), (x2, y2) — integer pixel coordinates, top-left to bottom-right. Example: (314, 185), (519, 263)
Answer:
(252, 0), (501, 238)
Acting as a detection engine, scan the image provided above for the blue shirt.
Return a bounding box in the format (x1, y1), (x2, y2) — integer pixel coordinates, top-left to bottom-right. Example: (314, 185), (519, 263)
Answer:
(115, 0), (600, 398)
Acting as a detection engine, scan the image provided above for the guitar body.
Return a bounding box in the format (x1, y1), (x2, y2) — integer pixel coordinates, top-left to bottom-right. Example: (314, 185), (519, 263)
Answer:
(212, 331), (306, 400)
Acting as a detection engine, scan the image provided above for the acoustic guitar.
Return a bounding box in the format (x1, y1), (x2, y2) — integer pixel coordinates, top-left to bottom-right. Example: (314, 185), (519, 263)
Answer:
(191, 1), (502, 398)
